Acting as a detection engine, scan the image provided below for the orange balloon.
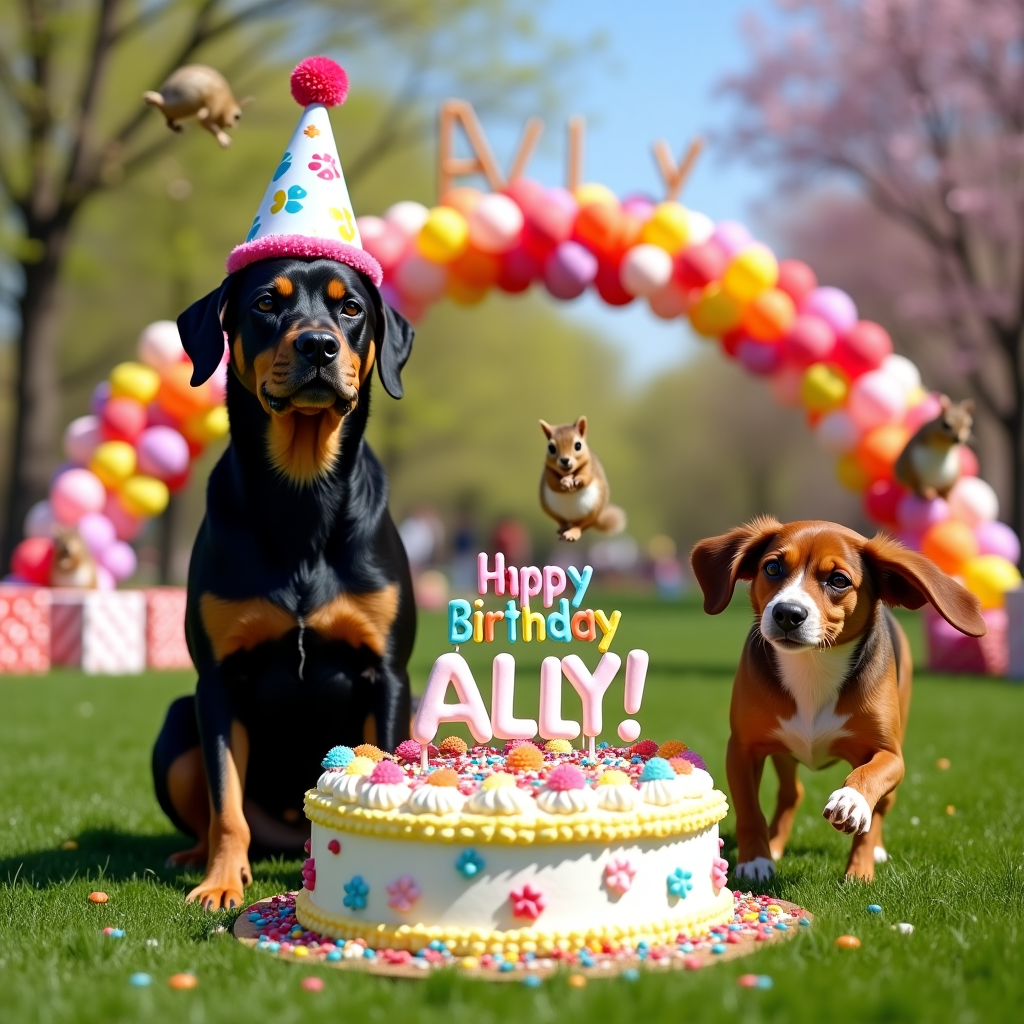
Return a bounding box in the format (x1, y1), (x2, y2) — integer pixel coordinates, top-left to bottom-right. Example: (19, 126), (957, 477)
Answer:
(855, 424), (910, 481)
(158, 362), (210, 421)
(922, 520), (979, 575)
(742, 288), (796, 342)
(448, 246), (501, 289)
(836, 452), (869, 493)
(573, 202), (625, 260)
(689, 282), (743, 337)
(445, 274), (488, 306)
(440, 186), (482, 217)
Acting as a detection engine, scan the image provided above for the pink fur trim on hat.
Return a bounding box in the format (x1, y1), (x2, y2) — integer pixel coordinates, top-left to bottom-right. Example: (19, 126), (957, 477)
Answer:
(227, 235), (383, 285)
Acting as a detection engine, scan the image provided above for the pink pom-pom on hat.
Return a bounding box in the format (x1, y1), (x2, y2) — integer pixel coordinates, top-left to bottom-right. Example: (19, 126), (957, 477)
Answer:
(291, 56), (349, 108)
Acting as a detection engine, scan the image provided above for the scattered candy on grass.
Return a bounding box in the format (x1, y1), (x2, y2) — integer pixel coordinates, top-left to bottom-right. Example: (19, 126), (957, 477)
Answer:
(738, 974), (773, 989)
(168, 973), (198, 989)
(867, 905), (882, 915)
(88, 891), (108, 903)
(129, 973), (151, 987)
(522, 973), (542, 988)
(145, 938), (159, 947)
(896, 923), (915, 935)
(936, 758), (951, 770)
(946, 805), (956, 816)
(103, 928), (125, 938)
(60, 840), (78, 850)
(835, 935), (861, 949)
(301, 977), (325, 991)
(567, 973), (587, 988)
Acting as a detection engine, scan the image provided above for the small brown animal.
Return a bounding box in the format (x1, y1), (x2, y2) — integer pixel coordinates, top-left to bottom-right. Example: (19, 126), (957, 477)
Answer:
(894, 396), (974, 500)
(539, 416), (626, 542)
(144, 65), (249, 148)
(49, 528), (98, 589)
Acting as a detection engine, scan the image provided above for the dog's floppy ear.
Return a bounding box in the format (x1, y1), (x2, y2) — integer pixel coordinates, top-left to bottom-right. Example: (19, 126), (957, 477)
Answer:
(370, 291), (414, 399)
(690, 515), (782, 615)
(863, 533), (986, 637)
(177, 277), (233, 386)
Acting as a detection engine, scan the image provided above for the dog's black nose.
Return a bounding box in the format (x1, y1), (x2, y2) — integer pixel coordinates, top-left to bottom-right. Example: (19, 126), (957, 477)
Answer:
(558, 456), (572, 468)
(772, 602), (808, 632)
(295, 330), (340, 365)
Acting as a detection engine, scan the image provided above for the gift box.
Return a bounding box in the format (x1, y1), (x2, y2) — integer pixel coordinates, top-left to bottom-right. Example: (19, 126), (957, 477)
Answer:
(923, 605), (1007, 677)
(1004, 587), (1024, 681)
(0, 586), (51, 673)
(51, 590), (146, 674)
(146, 587), (192, 670)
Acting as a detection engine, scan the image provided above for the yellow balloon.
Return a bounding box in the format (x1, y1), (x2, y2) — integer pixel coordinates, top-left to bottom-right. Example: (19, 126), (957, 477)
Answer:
(183, 405), (229, 445)
(118, 475), (169, 519)
(722, 244), (779, 303)
(574, 182), (618, 208)
(639, 202), (690, 254)
(962, 554), (1022, 609)
(801, 363), (849, 412)
(689, 282), (742, 337)
(89, 440), (136, 489)
(416, 206), (469, 263)
(109, 361), (161, 405)
(836, 452), (869, 493)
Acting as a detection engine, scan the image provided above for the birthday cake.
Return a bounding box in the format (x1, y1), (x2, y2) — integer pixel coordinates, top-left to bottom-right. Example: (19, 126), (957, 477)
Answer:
(295, 554), (732, 956)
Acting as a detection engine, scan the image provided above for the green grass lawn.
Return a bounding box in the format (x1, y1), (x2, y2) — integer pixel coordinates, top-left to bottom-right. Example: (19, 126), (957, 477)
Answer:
(1, 593), (1022, 1023)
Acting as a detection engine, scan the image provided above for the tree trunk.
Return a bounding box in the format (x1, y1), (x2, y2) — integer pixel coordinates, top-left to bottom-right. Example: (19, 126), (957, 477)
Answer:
(1, 217), (73, 572)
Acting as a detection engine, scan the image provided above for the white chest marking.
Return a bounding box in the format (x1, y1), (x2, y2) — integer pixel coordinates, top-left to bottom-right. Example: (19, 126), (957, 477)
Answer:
(911, 444), (960, 490)
(770, 641), (856, 768)
(543, 481), (601, 521)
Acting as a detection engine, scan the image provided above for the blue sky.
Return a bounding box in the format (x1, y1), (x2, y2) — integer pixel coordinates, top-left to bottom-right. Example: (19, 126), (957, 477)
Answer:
(485, 0), (783, 383)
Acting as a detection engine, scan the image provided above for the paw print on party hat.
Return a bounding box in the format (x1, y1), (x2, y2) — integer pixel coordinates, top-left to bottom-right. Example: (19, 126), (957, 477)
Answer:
(270, 184), (307, 215)
(667, 867), (693, 899)
(329, 206), (356, 242)
(245, 215), (261, 242)
(272, 151), (292, 182)
(308, 153), (339, 180)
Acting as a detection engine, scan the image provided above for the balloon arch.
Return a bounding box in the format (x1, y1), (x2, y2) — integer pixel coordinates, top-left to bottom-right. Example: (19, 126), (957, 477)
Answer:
(10, 101), (1022, 614)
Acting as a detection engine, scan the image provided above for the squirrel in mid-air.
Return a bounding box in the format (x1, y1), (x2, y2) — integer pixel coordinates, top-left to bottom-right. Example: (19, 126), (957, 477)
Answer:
(894, 396), (974, 500)
(144, 65), (249, 148)
(539, 417), (626, 542)
(49, 528), (97, 589)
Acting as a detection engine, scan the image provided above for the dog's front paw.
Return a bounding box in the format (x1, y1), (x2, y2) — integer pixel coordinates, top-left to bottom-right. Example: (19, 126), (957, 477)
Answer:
(185, 857), (252, 912)
(734, 856), (775, 882)
(823, 787), (872, 835)
(873, 846), (889, 863)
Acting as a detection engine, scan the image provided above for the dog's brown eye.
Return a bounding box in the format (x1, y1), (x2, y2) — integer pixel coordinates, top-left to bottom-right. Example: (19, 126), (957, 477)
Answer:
(342, 300), (361, 317)
(829, 572), (852, 590)
(256, 296), (274, 313)
(547, 443), (556, 455)
(764, 560), (782, 578)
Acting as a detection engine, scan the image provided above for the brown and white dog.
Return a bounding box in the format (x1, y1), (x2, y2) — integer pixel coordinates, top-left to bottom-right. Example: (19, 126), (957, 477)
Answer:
(690, 518), (985, 882)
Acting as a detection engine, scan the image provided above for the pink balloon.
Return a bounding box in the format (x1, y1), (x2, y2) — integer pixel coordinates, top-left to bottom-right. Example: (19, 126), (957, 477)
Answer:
(95, 565), (116, 591)
(847, 369), (907, 430)
(799, 286), (858, 334)
(947, 476), (999, 526)
(783, 314), (836, 367)
(103, 494), (143, 542)
(710, 220), (753, 257)
(523, 187), (578, 255)
(769, 366), (803, 406)
(51, 468), (107, 525)
(137, 320), (185, 370)
(835, 320), (892, 377)
(897, 529), (924, 551)
(905, 392), (944, 433)
(146, 402), (179, 429)
(137, 426), (191, 480)
(960, 446), (979, 477)
(358, 215), (408, 272)
(24, 500), (57, 538)
(736, 338), (782, 376)
(543, 241), (597, 300)
(207, 362), (228, 405)
(815, 410), (861, 454)
(77, 512), (117, 556)
(99, 540), (137, 582)
(64, 415), (102, 465)
(976, 520), (1021, 564)
(648, 280), (689, 320)
(896, 494), (950, 534)
(91, 380), (111, 417)
(393, 252), (447, 302)
(468, 193), (524, 254)
(621, 194), (656, 220)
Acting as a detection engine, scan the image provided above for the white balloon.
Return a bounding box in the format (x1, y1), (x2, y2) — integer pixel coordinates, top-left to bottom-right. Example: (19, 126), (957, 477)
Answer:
(620, 244), (673, 297)
(881, 353), (921, 394)
(683, 209), (715, 246)
(24, 500), (56, 538)
(64, 415), (102, 465)
(137, 320), (185, 370)
(468, 193), (524, 254)
(384, 200), (430, 239)
(356, 215), (387, 242)
(947, 476), (999, 527)
(816, 409), (861, 455)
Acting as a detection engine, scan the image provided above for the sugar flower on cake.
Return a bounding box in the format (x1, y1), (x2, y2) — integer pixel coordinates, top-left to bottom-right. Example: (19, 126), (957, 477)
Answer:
(667, 756), (715, 798)
(543, 738), (574, 754)
(604, 857), (636, 896)
(629, 739), (659, 760)
(455, 848), (485, 878)
(343, 874), (369, 910)
(439, 736), (469, 756)
(536, 764), (596, 815)
(712, 839), (729, 892)
(386, 875), (421, 913)
(594, 768), (641, 812)
(358, 759), (411, 810)
(322, 754), (376, 802)
(321, 745), (355, 769)
(407, 768), (467, 815)
(510, 883), (545, 920)
(638, 757), (685, 806)
(666, 866), (693, 899)
(504, 742), (544, 772)
(465, 771), (535, 817)
(301, 856), (316, 891)
(394, 739), (438, 763)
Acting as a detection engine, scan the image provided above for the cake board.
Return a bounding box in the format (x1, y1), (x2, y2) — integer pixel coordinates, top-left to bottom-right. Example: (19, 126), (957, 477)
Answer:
(233, 890), (812, 981)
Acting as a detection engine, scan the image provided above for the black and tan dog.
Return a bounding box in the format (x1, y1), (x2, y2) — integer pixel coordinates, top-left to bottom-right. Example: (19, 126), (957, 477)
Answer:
(152, 257), (416, 910)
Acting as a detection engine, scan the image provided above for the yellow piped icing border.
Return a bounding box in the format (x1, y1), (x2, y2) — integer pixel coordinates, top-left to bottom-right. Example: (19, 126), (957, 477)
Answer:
(303, 789), (729, 845)
(294, 886), (735, 956)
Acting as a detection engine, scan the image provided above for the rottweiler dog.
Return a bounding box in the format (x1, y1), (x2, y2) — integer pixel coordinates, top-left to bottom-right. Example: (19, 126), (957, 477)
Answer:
(152, 257), (416, 910)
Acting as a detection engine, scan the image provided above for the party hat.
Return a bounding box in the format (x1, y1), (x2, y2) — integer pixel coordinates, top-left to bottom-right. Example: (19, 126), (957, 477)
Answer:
(226, 56), (382, 285)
